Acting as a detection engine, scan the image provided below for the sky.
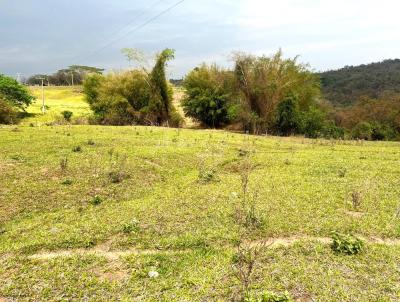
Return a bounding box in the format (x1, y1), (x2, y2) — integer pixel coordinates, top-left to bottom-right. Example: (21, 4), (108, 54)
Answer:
(1, 0), (400, 79)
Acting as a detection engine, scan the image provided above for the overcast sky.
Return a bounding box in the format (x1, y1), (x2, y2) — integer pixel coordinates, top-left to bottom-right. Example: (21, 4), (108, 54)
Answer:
(1, 0), (400, 78)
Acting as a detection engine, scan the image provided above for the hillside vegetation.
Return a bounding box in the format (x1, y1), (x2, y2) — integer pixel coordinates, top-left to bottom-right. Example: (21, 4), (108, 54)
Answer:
(320, 59), (400, 106)
(0, 125), (399, 301)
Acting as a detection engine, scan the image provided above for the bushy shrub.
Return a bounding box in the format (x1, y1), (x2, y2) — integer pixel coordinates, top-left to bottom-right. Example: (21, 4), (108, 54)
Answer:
(182, 64), (238, 127)
(301, 106), (325, 138)
(0, 96), (18, 124)
(234, 50), (321, 133)
(274, 95), (302, 136)
(83, 49), (182, 127)
(90, 195), (103, 205)
(0, 75), (35, 124)
(62, 110), (73, 122)
(331, 232), (364, 255)
(352, 122), (373, 140)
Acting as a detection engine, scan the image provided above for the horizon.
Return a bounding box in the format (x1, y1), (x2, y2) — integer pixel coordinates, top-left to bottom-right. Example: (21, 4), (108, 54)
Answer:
(1, 0), (400, 78)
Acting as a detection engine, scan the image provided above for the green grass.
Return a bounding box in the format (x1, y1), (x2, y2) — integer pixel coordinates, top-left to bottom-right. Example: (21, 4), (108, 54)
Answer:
(22, 86), (90, 125)
(0, 125), (399, 301)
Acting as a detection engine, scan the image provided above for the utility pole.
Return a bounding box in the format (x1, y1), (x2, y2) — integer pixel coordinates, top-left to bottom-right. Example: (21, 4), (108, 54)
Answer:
(38, 77), (46, 114)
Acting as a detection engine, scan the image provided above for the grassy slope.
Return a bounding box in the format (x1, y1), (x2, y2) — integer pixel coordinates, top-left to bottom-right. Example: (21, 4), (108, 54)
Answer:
(0, 125), (399, 301)
(23, 86), (90, 125)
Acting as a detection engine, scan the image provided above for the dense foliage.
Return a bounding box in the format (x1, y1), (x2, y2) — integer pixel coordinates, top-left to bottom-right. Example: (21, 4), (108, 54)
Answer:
(234, 51), (321, 133)
(0, 74), (35, 124)
(182, 64), (238, 127)
(335, 96), (400, 140)
(182, 51), (340, 137)
(319, 59), (400, 106)
(83, 49), (182, 126)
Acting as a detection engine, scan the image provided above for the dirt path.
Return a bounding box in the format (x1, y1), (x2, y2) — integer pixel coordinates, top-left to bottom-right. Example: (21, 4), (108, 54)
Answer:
(23, 236), (400, 261)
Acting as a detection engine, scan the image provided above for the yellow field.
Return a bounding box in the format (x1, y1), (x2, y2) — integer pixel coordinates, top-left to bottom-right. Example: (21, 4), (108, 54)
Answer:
(23, 86), (91, 125)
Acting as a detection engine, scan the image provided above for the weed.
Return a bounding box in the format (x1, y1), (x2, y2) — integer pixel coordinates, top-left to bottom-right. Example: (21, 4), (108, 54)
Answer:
(89, 195), (103, 206)
(87, 139), (95, 146)
(351, 190), (362, 210)
(59, 156), (68, 174)
(108, 151), (128, 183)
(72, 145), (82, 153)
(198, 168), (216, 183)
(197, 153), (218, 183)
(331, 232), (364, 255)
(232, 241), (270, 300)
(10, 154), (24, 162)
(61, 179), (73, 185)
(122, 219), (140, 234)
(338, 168), (347, 178)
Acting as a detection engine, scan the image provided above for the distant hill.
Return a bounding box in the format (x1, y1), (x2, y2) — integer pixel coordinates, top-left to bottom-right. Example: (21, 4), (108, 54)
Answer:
(319, 59), (400, 106)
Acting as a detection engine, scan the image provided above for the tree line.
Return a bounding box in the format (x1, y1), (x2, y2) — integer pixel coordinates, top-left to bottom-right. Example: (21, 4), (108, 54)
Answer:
(1, 49), (399, 141)
(25, 65), (104, 86)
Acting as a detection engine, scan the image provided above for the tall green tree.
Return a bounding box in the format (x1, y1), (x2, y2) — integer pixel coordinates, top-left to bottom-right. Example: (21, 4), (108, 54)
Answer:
(0, 74), (35, 124)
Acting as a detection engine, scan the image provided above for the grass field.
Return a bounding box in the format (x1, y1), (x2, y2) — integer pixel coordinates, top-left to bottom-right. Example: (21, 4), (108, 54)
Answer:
(23, 86), (90, 125)
(0, 122), (399, 301)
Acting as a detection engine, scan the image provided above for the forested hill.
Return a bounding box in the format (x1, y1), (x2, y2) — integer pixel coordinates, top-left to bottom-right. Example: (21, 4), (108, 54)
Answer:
(319, 59), (400, 106)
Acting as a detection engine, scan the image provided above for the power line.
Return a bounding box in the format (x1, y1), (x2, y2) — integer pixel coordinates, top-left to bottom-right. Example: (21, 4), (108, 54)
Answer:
(97, 0), (168, 50)
(74, 0), (186, 64)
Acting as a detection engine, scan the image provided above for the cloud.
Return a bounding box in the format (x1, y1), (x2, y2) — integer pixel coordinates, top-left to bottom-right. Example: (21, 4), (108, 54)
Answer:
(1, 0), (400, 77)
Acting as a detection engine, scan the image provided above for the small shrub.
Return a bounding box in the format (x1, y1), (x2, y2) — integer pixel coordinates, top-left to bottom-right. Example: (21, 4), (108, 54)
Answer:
(108, 171), (126, 184)
(89, 195), (103, 206)
(72, 145), (82, 153)
(331, 232), (364, 255)
(198, 169), (216, 183)
(257, 291), (293, 302)
(62, 110), (73, 122)
(61, 179), (73, 185)
(122, 219), (140, 234)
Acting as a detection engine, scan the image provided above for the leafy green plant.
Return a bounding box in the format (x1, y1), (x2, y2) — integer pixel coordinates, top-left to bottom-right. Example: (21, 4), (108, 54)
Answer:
(89, 195), (103, 206)
(62, 110), (73, 122)
(122, 219), (140, 234)
(61, 179), (73, 186)
(331, 232), (364, 255)
(182, 64), (238, 127)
